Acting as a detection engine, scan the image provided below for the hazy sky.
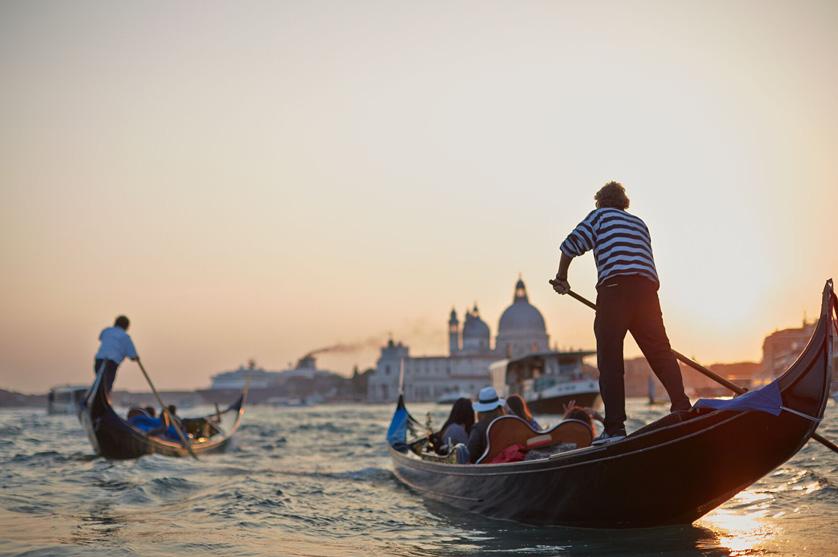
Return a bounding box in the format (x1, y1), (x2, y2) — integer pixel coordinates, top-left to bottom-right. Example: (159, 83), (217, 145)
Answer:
(2, 1), (836, 392)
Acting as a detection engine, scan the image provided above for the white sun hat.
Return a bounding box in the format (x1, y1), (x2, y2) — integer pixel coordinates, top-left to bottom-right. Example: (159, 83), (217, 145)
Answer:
(473, 386), (505, 413)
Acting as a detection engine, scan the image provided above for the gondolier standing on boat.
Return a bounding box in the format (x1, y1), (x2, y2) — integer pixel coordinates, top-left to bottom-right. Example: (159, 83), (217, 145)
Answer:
(550, 182), (691, 444)
(94, 315), (139, 394)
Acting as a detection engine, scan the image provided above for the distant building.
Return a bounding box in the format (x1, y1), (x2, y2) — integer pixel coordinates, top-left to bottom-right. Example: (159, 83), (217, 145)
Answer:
(620, 358), (763, 400)
(209, 359), (279, 390)
(762, 319), (816, 379)
(622, 357), (663, 398)
(684, 361), (763, 398)
(760, 317), (837, 384)
(202, 356), (347, 404)
(282, 354), (318, 380)
(367, 277), (552, 403)
(669, 316), (836, 398)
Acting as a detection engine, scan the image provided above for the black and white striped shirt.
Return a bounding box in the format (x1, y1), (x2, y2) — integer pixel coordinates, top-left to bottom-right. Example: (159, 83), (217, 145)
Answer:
(560, 208), (659, 286)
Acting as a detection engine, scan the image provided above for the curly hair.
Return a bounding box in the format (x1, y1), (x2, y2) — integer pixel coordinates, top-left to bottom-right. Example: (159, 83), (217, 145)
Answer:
(594, 181), (630, 210)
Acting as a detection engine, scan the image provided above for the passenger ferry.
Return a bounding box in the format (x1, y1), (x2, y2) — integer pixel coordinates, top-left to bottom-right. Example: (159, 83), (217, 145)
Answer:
(490, 350), (599, 414)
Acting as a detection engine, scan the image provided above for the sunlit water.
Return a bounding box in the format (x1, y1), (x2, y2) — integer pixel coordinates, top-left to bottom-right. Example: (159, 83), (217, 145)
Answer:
(1, 399), (836, 556)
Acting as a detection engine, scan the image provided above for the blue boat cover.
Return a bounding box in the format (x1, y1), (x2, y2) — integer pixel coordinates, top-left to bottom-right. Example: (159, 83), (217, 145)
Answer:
(694, 381), (782, 416)
(386, 405), (409, 452)
(128, 416), (184, 442)
(128, 415), (163, 431)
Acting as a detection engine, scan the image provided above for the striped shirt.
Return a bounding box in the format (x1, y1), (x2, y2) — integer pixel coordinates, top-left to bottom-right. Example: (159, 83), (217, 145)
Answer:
(560, 208), (659, 286)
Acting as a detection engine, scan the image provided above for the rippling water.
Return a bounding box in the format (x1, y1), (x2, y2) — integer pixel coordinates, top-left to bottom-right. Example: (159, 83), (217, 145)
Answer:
(1, 399), (836, 556)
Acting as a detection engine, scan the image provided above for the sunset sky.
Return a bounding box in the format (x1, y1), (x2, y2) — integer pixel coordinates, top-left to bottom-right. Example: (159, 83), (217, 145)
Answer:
(1, 1), (837, 392)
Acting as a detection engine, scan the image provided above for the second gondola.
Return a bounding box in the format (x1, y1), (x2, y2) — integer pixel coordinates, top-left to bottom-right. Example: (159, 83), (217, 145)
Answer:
(79, 369), (247, 459)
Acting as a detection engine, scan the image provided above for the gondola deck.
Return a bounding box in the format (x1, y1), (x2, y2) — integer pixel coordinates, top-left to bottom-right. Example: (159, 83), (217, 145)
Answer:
(388, 280), (835, 528)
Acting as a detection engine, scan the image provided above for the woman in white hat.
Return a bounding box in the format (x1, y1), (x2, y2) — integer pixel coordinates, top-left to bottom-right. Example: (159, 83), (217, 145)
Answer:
(466, 386), (506, 463)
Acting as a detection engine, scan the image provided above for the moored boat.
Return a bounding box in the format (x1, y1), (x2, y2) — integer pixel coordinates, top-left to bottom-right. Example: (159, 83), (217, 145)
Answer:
(47, 384), (89, 415)
(79, 369), (247, 459)
(525, 378), (599, 414)
(489, 350), (599, 414)
(388, 280), (835, 528)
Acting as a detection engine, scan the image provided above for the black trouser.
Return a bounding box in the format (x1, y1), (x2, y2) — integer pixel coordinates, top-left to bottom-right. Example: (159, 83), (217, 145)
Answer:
(594, 275), (692, 433)
(94, 359), (119, 394)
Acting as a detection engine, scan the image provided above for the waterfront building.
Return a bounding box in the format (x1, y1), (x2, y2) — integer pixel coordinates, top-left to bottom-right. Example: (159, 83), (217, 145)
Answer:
(367, 277), (551, 403)
(759, 318), (838, 385)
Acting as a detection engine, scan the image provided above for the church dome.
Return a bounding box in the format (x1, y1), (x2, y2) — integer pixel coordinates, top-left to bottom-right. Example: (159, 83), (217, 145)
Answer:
(496, 277), (550, 358)
(498, 278), (546, 334)
(461, 304), (491, 353)
(462, 304), (490, 339)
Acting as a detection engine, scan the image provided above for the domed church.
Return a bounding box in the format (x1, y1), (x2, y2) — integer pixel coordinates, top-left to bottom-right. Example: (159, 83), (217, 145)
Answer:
(496, 278), (550, 358)
(368, 277), (551, 402)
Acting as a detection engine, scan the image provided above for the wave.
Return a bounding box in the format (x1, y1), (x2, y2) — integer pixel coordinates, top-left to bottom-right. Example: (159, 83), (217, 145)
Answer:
(276, 466), (394, 484)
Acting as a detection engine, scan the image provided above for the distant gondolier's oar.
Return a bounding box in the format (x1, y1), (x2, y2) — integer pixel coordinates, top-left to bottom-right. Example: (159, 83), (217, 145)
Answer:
(562, 288), (838, 454)
(136, 359), (199, 460)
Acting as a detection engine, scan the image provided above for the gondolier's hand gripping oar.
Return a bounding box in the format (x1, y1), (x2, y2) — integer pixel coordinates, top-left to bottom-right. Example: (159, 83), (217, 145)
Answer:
(552, 285), (838, 455)
(136, 358), (200, 460)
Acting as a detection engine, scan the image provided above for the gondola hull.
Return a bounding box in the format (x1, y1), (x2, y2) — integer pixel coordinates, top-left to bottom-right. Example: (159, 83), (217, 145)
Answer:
(79, 370), (246, 459)
(390, 280), (835, 528)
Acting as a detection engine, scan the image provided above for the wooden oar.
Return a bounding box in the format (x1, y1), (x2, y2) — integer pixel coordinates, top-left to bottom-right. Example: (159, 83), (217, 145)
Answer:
(561, 288), (838, 454)
(136, 359), (199, 460)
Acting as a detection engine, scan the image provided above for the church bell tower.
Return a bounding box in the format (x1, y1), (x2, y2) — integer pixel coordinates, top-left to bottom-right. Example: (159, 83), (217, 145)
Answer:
(448, 308), (460, 355)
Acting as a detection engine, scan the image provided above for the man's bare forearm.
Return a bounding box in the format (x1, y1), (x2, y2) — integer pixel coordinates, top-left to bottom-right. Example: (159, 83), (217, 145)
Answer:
(556, 253), (573, 279)
(549, 253), (573, 294)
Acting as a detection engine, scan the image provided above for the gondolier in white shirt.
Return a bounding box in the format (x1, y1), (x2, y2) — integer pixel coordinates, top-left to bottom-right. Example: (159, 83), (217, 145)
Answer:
(550, 182), (691, 444)
(94, 315), (139, 394)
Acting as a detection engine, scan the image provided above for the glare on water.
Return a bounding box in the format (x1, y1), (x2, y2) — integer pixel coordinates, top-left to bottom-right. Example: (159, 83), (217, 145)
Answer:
(701, 496), (774, 556)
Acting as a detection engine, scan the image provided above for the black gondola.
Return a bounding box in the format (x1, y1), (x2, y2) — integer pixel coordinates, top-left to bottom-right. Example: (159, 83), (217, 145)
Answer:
(79, 368), (247, 459)
(388, 280), (836, 528)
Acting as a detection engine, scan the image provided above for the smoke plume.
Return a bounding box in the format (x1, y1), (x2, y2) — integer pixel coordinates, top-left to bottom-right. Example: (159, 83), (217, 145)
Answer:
(306, 335), (386, 357)
(304, 317), (447, 359)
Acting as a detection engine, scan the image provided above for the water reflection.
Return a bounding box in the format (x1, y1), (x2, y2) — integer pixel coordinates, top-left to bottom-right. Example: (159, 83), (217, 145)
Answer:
(698, 491), (779, 557)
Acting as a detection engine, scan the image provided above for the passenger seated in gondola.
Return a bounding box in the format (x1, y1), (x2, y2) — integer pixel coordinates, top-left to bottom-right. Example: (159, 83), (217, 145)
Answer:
(126, 406), (185, 441)
(144, 406), (156, 417)
(506, 394), (541, 430)
(127, 407), (165, 434)
(562, 399), (605, 435)
(158, 405), (188, 442)
(127, 407), (147, 420)
(466, 387), (506, 463)
(432, 397), (474, 454)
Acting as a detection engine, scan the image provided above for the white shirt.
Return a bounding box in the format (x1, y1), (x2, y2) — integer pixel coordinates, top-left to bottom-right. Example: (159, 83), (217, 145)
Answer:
(95, 326), (138, 364)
